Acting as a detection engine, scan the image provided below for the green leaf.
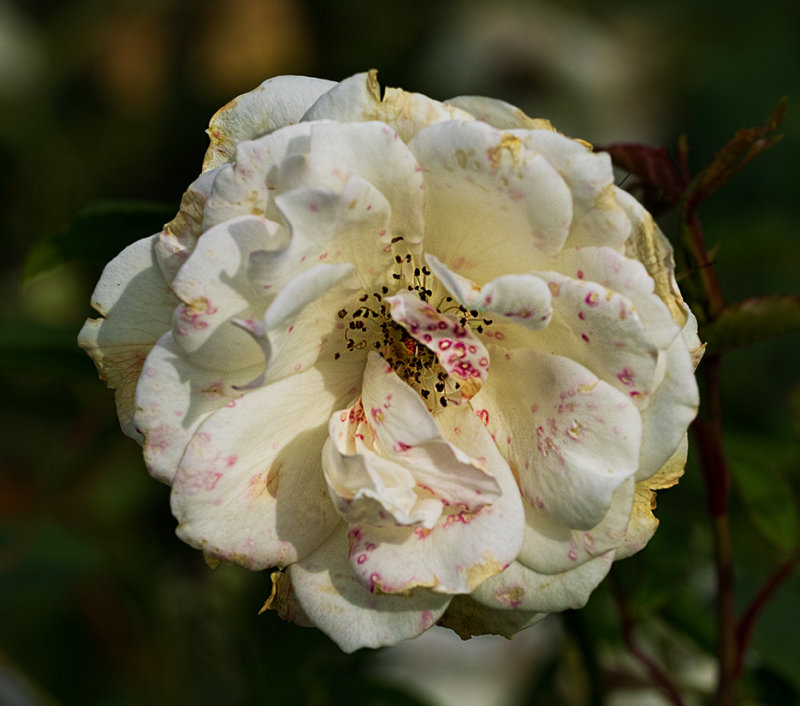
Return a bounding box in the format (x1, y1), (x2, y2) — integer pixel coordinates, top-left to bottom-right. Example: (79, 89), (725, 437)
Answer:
(23, 199), (176, 280)
(731, 458), (799, 553)
(702, 295), (800, 353)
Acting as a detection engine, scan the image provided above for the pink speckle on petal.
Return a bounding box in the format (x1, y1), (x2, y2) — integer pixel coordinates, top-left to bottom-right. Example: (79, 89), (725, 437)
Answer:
(226, 455), (237, 466)
(309, 203), (319, 212)
(581, 333), (590, 342)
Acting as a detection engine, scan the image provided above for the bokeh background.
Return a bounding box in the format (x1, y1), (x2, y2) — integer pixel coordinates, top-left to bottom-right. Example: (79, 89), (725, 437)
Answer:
(1, 1), (798, 704)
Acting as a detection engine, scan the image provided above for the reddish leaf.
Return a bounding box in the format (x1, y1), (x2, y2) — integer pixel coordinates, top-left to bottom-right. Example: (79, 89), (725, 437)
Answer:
(687, 97), (788, 213)
(597, 143), (687, 214)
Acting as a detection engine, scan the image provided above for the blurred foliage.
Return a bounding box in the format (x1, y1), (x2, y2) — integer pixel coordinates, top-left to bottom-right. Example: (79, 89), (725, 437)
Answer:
(1, 0), (798, 704)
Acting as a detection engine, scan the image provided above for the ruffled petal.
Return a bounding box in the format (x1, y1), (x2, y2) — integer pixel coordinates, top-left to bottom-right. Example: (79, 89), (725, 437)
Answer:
(170, 215), (282, 372)
(203, 123), (315, 230)
(203, 75), (336, 171)
(471, 348), (641, 530)
(469, 551), (615, 613)
(387, 292), (490, 398)
(156, 167), (221, 281)
(512, 129), (631, 251)
(324, 352), (501, 532)
(636, 332), (699, 480)
(618, 188), (688, 326)
(288, 527), (451, 652)
(170, 358), (363, 569)
(517, 477), (635, 575)
(444, 95), (555, 132)
(342, 402), (525, 595)
(409, 120), (573, 281)
(134, 332), (260, 483)
(532, 269), (661, 405)
(302, 70), (473, 143)
(78, 235), (176, 441)
(274, 121), (426, 253)
(551, 246), (679, 351)
(265, 175), (398, 289)
(426, 254), (552, 331)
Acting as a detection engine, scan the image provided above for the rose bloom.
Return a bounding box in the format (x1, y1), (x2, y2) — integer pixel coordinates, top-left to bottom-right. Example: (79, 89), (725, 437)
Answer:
(79, 71), (702, 651)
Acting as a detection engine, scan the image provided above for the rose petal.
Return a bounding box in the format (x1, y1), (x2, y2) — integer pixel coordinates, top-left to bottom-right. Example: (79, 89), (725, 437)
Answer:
(387, 292), (490, 398)
(617, 436), (688, 559)
(324, 352), (501, 532)
(437, 594), (544, 639)
(533, 269), (661, 405)
(78, 235), (176, 441)
(301, 70), (473, 143)
(512, 129), (631, 251)
(203, 123), (316, 230)
(551, 246), (679, 351)
(426, 253), (552, 330)
(471, 348), (641, 529)
(636, 333), (699, 481)
(274, 121), (426, 253)
(517, 477), (635, 575)
(342, 402), (525, 595)
(617, 188), (688, 326)
(264, 175), (398, 289)
(170, 215), (282, 372)
(170, 358), (362, 569)
(134, 332), (260, 483)
(409, 120), (573, 280)
(203, 75), (336, 171)
(469, 551), (615, 613)
(445, 95), (555, 132)
(155, 167), (222, 282)
(288, 527), (451, 652)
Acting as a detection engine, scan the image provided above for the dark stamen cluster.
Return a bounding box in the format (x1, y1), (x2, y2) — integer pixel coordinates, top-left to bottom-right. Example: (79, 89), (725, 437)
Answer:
(331, 245), (494, 410)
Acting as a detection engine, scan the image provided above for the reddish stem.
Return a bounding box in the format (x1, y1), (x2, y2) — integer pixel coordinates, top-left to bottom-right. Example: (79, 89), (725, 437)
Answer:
(735, 547), (800, 678)
(610, 574), (690, 706)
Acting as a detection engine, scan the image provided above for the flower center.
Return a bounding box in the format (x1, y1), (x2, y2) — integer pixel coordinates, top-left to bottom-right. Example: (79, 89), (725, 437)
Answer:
(332, 254), (495, 412)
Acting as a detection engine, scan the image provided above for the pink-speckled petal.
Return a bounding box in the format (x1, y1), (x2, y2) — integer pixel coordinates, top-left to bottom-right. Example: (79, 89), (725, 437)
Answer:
(78, 235), (176, 441)
(471, 348), (641, 530)
(323, 352), (500, 532)
(387, 292), (490, 398)
(134, 332), (260, 484)
(533, 269), (660, 407)
(469, 551), (615, 613)
(170, 215), (283, 372)
(343, 402), (525, 595)
(274, 121), (426, 254)
(552, 246), (679, 351)
(203, 75), (336, 171)
(517, 477), (635, 575)
(408, 120), (573, 281)
(170, 357), (363, 570)
(512, 129), (631, 251)
(288, 527), (451, 653)
(636, 325), (699, 480)
(203, 122), (316, 230)
(264, 176), (398, 289)
(301, 70), (474, 143)
(426, 254), (552, 331)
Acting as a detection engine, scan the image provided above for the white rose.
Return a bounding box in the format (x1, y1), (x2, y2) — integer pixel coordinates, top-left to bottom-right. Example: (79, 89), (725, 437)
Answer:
(79, 71), (702, 651)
